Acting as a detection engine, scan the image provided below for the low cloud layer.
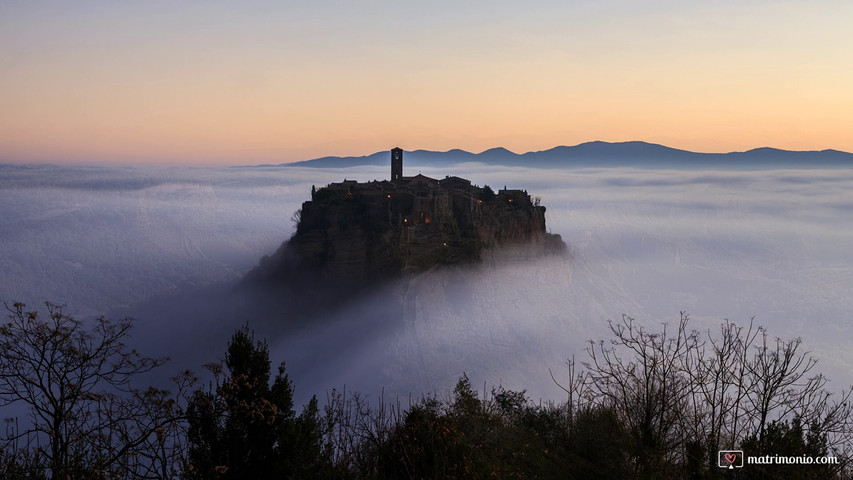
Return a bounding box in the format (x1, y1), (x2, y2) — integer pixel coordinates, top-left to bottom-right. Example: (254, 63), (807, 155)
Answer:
(2, 164), (852, 403)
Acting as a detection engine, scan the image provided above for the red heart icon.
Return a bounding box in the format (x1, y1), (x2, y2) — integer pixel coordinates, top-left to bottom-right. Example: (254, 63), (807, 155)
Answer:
(724, 453), (737, 465)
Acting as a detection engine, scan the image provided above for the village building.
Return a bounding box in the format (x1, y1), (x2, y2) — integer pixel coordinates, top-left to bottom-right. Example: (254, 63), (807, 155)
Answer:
(314, 148), (525, 227)
(294, 148), (559, 275)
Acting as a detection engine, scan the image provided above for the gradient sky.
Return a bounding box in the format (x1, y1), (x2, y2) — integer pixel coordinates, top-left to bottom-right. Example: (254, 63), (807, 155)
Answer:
(2, 1), (852, 165)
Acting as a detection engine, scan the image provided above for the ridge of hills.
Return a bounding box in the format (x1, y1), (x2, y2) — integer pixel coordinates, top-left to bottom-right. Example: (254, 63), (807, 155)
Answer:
(274, 141), (853, 169)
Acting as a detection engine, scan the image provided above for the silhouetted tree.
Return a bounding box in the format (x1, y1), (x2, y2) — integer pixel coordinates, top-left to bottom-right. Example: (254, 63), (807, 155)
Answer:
(741, 416), (840, 480)
(584, 313), (697, 478)
(581, 313), (853, 479)
(185, 325), (331, 480)
(0, 302), (182, 479)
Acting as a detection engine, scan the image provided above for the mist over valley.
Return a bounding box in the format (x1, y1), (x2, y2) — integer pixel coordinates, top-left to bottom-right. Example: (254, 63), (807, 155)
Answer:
(2, 158), (853, 405)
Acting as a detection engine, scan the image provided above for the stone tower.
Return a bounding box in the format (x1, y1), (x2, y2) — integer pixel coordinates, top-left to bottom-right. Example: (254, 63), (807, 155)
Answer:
(391, 147), (403, 181)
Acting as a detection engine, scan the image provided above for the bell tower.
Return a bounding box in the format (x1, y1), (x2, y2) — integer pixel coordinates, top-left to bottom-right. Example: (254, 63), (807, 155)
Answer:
(391, 147), (403, 181)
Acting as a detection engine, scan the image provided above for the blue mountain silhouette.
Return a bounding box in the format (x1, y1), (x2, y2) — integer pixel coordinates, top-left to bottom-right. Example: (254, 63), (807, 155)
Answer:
(282, 141), (853, 169)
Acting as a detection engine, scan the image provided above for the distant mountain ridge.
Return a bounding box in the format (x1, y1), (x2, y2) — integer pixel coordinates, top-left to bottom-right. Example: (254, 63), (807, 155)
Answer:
(280, 141), (853, 169)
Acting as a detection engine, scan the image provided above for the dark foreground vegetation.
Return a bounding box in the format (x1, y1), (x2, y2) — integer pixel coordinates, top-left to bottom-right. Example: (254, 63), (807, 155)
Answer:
(1, 302), (852, 479)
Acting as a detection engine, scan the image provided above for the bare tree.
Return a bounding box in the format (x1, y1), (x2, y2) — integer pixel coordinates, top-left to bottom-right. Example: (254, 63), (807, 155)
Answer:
(291, 208), (302, 230)
(584, 313), (698, 476)
(0, 302), (182, 479)
(550, 354), (590, 428)
(682, 318), (760, 468)
(742, 328), (840, 453)
(582, 313), (853, 477)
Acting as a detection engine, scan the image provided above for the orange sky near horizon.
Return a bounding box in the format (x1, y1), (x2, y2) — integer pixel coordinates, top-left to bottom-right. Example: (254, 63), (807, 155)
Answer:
(2, 1), (852, 166)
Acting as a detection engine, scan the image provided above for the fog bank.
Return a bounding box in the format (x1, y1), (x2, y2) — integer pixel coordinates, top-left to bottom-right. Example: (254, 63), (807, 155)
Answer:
(2, 163), (852, 402)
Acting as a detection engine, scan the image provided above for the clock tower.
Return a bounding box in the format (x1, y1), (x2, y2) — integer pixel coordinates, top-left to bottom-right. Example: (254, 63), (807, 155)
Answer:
(391, 147), (403, 181)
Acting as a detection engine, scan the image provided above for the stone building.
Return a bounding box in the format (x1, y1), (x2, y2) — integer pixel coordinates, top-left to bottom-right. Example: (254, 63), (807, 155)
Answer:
(290, 148), (561, 277)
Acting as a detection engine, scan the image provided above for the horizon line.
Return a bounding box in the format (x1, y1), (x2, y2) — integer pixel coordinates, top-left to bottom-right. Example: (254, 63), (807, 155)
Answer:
(274, 140), (852, 166)
(3, 139), (852, 168)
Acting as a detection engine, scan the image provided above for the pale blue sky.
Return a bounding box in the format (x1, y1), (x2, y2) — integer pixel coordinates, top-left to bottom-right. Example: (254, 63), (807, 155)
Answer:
(2, 1), (851, 164)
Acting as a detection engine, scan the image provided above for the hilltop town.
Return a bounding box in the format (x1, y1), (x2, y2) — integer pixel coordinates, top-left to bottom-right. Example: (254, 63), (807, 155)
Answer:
(248, 148), (564, 284)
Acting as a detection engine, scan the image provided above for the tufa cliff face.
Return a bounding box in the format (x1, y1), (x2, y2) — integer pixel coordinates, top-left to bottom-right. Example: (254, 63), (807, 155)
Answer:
(246, 149), (564, 286)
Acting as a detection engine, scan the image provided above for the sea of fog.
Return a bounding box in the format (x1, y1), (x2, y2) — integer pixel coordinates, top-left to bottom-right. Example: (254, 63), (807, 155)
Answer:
(2, 163), (852, 405)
